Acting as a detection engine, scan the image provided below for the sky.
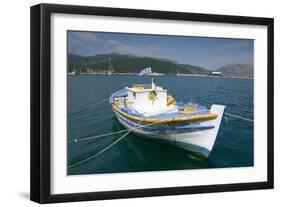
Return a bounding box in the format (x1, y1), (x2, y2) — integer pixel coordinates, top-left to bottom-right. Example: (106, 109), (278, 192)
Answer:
(68, 31), (254, 70)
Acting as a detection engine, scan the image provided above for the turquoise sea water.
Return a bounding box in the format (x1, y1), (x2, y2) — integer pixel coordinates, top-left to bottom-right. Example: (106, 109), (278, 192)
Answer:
(67, 75), (253, 175)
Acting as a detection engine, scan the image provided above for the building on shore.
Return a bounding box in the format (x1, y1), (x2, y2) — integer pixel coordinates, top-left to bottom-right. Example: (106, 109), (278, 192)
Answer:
(210, 71), (223, 76)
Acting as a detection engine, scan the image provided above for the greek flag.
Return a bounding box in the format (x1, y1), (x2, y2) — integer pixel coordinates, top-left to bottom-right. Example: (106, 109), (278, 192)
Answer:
(138, 67), (152, 76)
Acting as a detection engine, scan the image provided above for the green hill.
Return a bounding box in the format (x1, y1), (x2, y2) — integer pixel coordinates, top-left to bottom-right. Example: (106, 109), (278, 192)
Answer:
(68, 53), (209, 74)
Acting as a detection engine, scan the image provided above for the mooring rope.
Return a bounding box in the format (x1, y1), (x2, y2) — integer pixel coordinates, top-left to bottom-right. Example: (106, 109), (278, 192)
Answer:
(68, 119), (168, 169)
(68, 97), (109, 117)
(68, 128), (135, 169)
(68, 119), (146, 169)
(69, 110), (253, 144)
(68, 129), (129, 143)
(69, 116), (171, 144)
(188, 99), (254, 122)
(224, 112), (253, 122)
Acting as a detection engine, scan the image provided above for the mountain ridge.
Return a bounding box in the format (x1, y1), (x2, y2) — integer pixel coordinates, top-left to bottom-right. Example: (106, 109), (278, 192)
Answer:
(68, 53), (210, 75)
(68, 53), (253, 78)
(216, 64), (253, 78)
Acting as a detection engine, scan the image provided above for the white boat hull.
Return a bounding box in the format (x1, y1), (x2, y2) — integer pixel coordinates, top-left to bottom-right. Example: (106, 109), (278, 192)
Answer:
(116, 105), (225, 157)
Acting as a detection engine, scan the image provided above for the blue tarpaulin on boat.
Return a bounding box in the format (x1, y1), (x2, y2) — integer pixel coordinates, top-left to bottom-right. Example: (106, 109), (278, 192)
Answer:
(121, 107), (145, 118)
(109, 88), (128, 104)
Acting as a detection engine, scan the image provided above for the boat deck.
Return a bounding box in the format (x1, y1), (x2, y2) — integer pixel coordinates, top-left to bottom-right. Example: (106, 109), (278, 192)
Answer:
(110, 88), (217, 124)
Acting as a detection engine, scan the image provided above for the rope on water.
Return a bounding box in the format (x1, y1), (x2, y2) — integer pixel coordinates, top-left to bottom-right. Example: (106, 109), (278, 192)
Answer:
(69, 111), (253, 144)
(198, 99), (253, 122)
(68, 97), (109, 116)
(91, 97), (110, 106)
(68, 117), (170, 144)
(68, 119), (168, 169)
(224, 116), (228, 124)
(68, 120), (143, 169)
(68, 129), (129, 143)
(68, 129), (132, 169)
(224, 112), (253, 122)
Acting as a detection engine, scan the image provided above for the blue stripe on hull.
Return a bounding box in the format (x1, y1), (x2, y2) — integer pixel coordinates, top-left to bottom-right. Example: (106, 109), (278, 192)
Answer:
(116, 115), (211, 158)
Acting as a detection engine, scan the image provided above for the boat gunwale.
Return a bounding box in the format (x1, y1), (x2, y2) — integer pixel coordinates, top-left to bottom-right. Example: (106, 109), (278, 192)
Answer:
(111, 104), (218, 123)
(115, 111), (215, 131)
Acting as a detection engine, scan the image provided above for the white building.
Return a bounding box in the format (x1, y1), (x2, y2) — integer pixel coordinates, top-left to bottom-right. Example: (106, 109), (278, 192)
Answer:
(211, 71), (223, 76)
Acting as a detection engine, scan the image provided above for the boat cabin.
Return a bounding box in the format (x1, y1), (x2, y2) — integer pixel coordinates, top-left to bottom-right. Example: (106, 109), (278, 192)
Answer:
(125, 80), (178, 116)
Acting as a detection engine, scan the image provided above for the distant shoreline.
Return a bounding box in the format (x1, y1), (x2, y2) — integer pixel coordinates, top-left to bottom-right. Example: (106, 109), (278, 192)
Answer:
(68, 72), (253, 80)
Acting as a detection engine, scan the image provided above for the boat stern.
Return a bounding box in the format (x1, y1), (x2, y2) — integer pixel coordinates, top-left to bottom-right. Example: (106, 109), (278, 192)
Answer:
(174, 104), (225, 158)
(204, 104), (225, 154)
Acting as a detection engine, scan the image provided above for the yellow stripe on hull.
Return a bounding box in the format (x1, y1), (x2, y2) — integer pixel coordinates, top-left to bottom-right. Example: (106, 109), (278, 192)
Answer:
(111, 104), (218, 124)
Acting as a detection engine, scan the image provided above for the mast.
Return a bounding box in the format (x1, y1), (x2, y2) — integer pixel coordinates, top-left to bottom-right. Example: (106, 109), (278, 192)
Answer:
(73, 55), (76, 73)
(108, 57), (114, 75)
(73, 55), (77, 75)
(151, 78), (156, 90)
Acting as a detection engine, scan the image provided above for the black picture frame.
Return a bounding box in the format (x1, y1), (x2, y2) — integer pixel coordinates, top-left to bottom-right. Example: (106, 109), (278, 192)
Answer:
(30, 3), (274, 204)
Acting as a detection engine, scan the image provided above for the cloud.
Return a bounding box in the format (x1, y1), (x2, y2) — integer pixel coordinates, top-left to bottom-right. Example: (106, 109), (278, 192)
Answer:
(192, 51), (253, 70)
(106, 39), (122, 45)
(70, 32), (129, 48)
(221, 41), (250, 50)
(70, 32), (103, 43)
(68, 31), (253, 69)
(113, 44), (162, 57)
(70, 31), (165, 58)
(186, 41), (253, 69)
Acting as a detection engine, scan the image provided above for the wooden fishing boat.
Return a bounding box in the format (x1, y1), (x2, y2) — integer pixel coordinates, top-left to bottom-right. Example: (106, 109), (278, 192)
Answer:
(109, 78), (225, 158)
